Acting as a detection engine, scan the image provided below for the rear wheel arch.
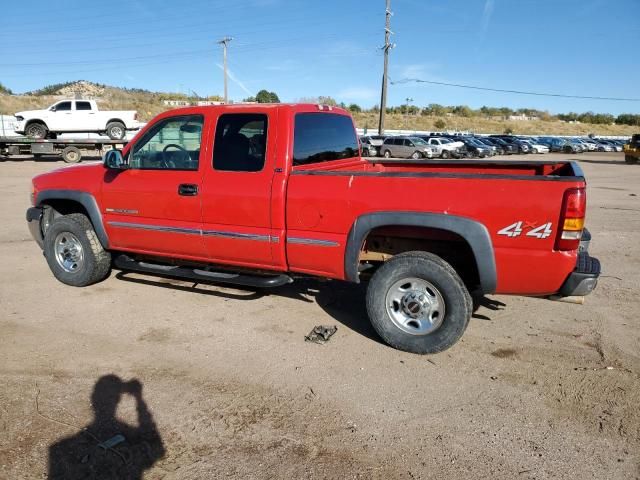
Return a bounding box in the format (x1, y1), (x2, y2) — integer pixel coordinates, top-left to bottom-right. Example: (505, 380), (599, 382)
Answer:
(344, 212), (497, 294)
(37, 190), (109, 248)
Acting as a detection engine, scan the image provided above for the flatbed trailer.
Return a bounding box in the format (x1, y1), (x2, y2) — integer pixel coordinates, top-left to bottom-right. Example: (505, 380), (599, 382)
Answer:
(0, 137), (127, 163)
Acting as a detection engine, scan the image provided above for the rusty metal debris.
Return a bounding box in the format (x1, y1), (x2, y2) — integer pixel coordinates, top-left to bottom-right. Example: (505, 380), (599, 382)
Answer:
(304, 325), (337, 344)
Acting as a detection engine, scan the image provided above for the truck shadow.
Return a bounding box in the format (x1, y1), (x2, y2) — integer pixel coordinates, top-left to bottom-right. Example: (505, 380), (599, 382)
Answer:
(114, 272), (383, 345)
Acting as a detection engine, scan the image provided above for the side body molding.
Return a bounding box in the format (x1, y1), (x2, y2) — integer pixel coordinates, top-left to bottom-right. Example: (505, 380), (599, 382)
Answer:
(36, 190), (109, 248)
(344, 211), (497, 294)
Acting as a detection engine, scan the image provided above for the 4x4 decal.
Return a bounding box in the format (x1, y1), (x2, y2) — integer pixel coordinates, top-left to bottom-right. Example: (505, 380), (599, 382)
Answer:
(498, 221), (553, 239)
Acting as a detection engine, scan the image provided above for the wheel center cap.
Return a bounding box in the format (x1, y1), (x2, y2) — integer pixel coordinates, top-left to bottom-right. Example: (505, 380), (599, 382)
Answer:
(401, 291), (431, 319)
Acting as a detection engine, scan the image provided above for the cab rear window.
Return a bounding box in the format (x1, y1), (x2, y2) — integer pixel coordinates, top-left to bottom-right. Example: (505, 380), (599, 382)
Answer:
(293, 113), (358, 166)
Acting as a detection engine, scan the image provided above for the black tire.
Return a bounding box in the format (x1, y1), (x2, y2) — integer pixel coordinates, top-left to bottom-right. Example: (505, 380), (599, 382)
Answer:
(61, 146), (82, 163)
(25, 122), (48, 139)
(383, 150), (392, 159)
(626, 155), (638, 164)
(366, 251), (472, 354)
(43, 213), (111, 287)
(411, 151), (422, 160)
(105, 121), (126, 140)
(441, 150), (450, 159)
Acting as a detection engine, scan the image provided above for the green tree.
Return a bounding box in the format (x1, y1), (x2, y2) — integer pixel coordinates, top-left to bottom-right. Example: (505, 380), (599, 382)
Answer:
(255, 89), (280, 103)
(504, 127), (514, 135)
(0, 82), (12, 95)
(348, 103), (362, 113)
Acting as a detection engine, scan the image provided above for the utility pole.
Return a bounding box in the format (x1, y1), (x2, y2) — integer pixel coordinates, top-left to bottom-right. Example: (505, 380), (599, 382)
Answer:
(404, 97), (413, 131)
(378, 0), (394, 135)
(217, 37), (233, 103)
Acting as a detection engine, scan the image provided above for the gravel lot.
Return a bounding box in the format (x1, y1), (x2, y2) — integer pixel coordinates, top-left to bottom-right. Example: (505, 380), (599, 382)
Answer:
(0, 152), (638, 479)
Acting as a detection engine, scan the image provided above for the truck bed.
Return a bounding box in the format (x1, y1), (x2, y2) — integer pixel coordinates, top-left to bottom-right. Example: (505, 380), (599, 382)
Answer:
(286, 157), (586, 294)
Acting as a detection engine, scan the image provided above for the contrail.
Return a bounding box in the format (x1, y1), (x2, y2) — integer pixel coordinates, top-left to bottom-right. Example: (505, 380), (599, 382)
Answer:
(216, 63), (252, 96)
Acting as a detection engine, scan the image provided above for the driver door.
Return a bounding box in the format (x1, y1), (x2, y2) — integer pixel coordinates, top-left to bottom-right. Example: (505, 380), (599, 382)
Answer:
(101, 113), (208, 260)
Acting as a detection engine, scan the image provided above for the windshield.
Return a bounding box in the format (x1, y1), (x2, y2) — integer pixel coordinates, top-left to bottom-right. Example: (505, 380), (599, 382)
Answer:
(411, 137), (427, 145)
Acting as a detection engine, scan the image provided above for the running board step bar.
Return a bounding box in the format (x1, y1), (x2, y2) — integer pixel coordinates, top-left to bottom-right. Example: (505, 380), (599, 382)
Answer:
(113, 255), (293, 288)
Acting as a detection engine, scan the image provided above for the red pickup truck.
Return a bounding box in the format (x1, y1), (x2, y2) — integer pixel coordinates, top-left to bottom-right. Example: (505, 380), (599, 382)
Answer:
(26, 104), (600, 354)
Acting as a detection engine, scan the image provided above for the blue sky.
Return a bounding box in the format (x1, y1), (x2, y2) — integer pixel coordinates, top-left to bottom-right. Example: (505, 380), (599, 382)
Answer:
(1, 0), (638, 114)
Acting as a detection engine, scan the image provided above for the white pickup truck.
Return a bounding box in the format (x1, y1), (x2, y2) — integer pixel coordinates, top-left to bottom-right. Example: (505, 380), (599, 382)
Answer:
(14, 99), (139, 139)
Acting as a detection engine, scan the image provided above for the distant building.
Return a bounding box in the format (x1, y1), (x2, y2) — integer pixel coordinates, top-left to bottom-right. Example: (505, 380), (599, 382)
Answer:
(196, 100), (224, 106)
(508, 114), (539, 121)
(162, 100), (190, 106)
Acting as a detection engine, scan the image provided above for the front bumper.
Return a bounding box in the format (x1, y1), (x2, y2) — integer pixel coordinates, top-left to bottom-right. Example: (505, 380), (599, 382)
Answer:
(26, 206), (44, 249)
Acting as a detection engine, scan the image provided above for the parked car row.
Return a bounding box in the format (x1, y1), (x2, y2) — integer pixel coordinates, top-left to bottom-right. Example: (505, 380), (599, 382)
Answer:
(360, 133), (629, 159)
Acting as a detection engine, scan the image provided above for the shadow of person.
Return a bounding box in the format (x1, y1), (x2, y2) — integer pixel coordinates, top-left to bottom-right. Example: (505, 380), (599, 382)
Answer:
(48, 375), (165, 480)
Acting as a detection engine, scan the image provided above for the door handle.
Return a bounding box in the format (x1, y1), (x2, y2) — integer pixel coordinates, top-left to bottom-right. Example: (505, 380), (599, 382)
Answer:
(178, 183), (198, 196)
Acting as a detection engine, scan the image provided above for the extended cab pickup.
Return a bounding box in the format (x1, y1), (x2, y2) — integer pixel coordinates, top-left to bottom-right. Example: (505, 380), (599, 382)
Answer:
(26, 104), (601, 354)
(15, 99), (139, 140)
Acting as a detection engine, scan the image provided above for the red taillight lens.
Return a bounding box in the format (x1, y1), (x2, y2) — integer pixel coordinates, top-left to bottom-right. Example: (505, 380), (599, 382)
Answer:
(555, 187), (586, 251)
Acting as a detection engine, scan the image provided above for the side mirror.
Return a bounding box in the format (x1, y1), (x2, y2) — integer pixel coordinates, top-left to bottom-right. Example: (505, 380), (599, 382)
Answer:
(49, 106), (56, 112)
(103, 149), (127, 169)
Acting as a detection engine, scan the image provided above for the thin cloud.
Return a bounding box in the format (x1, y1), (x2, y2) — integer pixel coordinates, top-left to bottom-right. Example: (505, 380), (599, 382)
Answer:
(480, 0), (495, 42)
(215, 63), (252, 97)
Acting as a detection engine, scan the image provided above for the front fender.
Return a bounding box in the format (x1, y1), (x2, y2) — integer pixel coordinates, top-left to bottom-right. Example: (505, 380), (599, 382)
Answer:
(35, 190), (109, 248)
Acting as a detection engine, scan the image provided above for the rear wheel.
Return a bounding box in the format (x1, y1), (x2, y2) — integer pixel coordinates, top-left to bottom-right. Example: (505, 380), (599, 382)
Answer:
(366, 251), (472, 354)
(105, 121), (126, 140)
(61, 146), (82, 163)
(441, 150), (450, 159)
(43, 213), (111, 287)
(383, 150), (392, 159)
(25, 122), (48, 139)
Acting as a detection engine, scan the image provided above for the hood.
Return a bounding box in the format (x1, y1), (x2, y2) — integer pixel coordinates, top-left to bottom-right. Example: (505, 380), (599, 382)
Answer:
(32, 162), (105, 198)
(15, 109), (47, 117)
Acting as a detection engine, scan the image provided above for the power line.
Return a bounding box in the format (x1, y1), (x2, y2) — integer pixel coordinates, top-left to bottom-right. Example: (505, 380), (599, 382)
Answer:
(391, 78), (640, 102)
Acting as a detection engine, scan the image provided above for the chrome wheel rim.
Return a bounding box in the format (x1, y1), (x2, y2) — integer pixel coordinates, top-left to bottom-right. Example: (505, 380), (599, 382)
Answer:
(385, 277), (446, 335)
(54, 232), (84, 273)
(110, 126), (123, 138)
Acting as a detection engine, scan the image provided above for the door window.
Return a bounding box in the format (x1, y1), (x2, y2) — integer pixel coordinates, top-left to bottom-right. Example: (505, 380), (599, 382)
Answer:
(129, 115), (203, 170)
(76, 101), (92, 110)
(55, 102), (71, 111)
(213, 114), (267, 172)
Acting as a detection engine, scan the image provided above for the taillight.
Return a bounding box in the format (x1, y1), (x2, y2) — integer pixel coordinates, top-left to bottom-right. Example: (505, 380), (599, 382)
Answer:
(555, 187), (586, 251)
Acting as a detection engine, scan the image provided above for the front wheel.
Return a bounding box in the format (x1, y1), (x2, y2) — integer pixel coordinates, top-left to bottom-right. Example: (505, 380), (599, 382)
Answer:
(411, 151), (422, 160)
(441, 150), (450, 159)
(43, 213), (111, 287)
(366, 251), (472, 354)
(25, 122), (48, 139)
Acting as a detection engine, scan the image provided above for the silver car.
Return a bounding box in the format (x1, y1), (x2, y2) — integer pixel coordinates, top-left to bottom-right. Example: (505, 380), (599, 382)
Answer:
(381, 136), (436, 159)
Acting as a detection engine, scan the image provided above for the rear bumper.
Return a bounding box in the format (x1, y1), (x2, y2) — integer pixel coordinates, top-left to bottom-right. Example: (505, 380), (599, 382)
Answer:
(26, 206), (44, 249)
(558, 250), (600, 297)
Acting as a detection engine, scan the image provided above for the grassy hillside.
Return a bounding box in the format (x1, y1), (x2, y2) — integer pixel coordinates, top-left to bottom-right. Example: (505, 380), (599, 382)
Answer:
(352, 112), (638, 136)
(1, 80), (637, 136)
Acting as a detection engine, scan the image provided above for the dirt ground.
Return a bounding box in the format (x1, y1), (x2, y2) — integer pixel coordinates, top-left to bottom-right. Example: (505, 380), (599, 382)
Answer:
(0, 152), (638, 479)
